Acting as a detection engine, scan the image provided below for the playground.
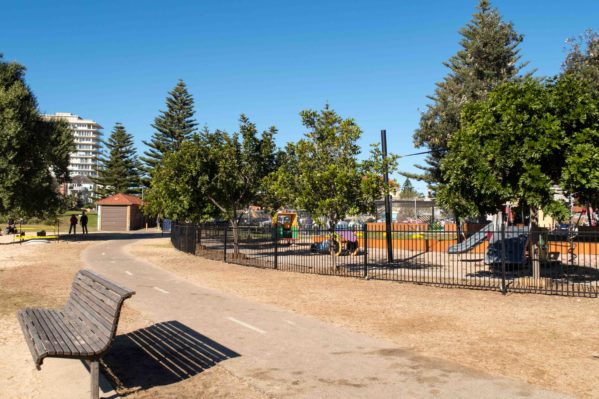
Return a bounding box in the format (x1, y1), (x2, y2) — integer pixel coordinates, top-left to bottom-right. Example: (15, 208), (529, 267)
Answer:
(177, 220), (599, 296)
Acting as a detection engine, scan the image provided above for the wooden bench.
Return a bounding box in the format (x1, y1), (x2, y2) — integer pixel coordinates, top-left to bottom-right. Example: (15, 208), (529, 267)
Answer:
(17, 269), (135, 399)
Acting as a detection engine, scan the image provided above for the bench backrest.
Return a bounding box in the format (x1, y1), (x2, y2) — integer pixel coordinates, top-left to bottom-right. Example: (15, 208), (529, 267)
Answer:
(64, 269), (135, 352)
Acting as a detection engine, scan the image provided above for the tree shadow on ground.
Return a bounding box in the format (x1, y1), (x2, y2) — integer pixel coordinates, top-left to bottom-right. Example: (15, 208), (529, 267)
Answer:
(467, 262), (599, 283)
(102, 320), (239, 394)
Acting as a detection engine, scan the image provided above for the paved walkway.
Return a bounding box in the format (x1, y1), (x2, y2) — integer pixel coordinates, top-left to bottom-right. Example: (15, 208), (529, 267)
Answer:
(82, 234), (570, 398)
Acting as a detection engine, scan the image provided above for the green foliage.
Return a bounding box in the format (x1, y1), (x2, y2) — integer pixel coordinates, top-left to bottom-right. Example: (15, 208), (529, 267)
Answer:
(438, 75), (599, 218)
(141, 80), (197, 184)
(144, 116), (279, 224)
(94, 123), (142, 196)
(267, 105), (397, 228)
(399, 178), (420, 199)
(563, 29), (599, 90)
(438, 78), (560, 217)
(0, 54), (74, 218)
(555, 75), (599, 208)
(412, 0), (526, 189)
(143, 133), (215, 222)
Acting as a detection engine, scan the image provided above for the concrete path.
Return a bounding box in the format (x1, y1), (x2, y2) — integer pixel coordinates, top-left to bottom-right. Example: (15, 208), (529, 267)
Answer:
(82, 234), (571, 398)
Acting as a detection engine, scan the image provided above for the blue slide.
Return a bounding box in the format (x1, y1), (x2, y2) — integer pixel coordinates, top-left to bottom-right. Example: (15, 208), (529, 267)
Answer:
(447, 222), (494, 254)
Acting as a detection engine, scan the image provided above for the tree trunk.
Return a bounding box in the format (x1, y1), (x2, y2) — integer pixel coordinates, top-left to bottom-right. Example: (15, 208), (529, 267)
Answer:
(454, 214), (463, 243)
(231, 219), (240, 258)
(529, 207), (541, 281)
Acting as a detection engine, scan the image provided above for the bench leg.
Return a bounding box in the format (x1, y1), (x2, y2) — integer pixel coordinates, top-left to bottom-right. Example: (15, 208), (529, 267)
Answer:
(90, 360), (99, 399)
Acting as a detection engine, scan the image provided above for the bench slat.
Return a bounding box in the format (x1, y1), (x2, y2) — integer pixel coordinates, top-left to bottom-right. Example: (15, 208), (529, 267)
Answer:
(68, 288), (115, 333)
(56, 310), (100, 354)
(66, 294), (113, 337)
(71, 282), (119, 315)
(71, 285), (117, 326)
(80, 269), (135, 298)
(31, 310), (69, 356)
(76, 274), (123, 303)
(26, 309), (57, 356)
(42, 310), (79, 355)
(17, 310), (45, 365)
(63, 304), (110, 351)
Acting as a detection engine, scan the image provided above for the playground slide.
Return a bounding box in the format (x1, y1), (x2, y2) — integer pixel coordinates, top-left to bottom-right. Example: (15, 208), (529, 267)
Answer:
(447, 222), (494, 254)
(484, 226), (529, 265)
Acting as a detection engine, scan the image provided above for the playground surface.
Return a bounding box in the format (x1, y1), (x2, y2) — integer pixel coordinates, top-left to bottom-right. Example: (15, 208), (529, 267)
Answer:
(0, 232), (597, 398)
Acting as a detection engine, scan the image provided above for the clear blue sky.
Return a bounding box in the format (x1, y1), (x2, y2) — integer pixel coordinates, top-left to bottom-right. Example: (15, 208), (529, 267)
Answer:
(3, 0), (598, 192)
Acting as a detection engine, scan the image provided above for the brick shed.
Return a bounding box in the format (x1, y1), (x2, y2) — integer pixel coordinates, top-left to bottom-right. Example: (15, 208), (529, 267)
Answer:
(97, 193), (144, 231)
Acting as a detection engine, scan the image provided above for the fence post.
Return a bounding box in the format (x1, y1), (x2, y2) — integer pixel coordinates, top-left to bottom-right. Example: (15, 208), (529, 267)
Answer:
(363, 223), (368, 278)
(274, 224), (279, 269)
(501, 222), (507, 295)
(198, 224), (202, 247)
(223, 224), (227, 263)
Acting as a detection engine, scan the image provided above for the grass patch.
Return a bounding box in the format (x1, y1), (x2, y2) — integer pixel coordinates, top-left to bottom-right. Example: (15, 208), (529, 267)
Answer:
(0, 287), (50, 316)
(13, 212), (98, 233)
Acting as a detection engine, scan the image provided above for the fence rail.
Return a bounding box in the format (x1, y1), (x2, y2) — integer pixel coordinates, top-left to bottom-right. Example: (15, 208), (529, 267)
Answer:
(170, 223), (599, 297)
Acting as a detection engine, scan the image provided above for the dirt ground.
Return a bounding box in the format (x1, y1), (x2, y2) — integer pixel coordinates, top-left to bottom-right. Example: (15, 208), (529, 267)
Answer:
(129, 237), (599, 399)
(0, 239), (268, 399)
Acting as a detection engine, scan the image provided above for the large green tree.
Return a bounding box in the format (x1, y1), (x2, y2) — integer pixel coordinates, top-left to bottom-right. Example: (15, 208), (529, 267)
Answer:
(141, 80), (197, 184)
(563, 29), (599, 89)
(0, 54), (73, 218)
(94, 123), (142, 196)
(399, 178), (420, 199)
(437, 75), (599, 220)
(556, 75), (599, 211)
(560, 29), (599, 215)
(145, 116), (279, 255)
(412, 0), (526, 189)
(268, 105), (397, 229)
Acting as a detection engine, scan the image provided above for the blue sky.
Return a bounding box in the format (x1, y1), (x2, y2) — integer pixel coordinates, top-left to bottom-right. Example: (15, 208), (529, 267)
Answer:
(3, 0), (598, 192)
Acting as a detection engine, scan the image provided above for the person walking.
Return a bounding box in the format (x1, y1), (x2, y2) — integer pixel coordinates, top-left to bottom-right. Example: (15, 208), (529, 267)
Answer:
(80, 211), (89, 235)
(69, 214), (78, 235)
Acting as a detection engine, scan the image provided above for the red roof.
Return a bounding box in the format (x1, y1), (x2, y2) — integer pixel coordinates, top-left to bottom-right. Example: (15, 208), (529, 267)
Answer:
(96, 193), (143, 206)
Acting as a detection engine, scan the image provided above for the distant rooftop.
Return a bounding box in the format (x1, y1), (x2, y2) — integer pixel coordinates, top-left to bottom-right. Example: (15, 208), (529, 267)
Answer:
(44, 112), (103, 129)
(97, 193), (143, 206)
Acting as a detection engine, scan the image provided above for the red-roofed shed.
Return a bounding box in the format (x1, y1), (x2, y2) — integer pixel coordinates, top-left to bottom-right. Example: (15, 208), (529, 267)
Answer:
(97, 193), (144, 231)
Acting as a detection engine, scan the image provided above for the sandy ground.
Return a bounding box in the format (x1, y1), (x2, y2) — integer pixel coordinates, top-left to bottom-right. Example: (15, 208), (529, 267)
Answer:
(129, 237), (599, 399)
(0, 238), (268, 399)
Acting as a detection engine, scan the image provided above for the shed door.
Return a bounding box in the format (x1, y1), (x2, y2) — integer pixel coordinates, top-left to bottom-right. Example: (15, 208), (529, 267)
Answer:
(101, 206), (128, 231)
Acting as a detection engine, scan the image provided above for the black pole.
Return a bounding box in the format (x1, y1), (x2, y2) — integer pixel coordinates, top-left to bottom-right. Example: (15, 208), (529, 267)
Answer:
(501, 221), (507, 295)
(223, 224), (227, 263)
(274, 224), (279, 269)
(363, 223), (368, 278)
(381, 130), (393, 263)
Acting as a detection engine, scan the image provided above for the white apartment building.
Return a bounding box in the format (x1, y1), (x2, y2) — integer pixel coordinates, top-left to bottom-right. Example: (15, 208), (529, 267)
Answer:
(44, 112), (103, 201)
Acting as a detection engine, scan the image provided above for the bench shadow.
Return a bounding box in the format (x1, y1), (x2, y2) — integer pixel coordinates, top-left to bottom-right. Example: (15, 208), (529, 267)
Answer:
(102, 320), (239, 393)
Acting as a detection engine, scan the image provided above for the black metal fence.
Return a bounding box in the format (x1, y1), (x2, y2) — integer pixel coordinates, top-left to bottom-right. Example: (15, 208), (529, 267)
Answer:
(170, 222), (599, 297)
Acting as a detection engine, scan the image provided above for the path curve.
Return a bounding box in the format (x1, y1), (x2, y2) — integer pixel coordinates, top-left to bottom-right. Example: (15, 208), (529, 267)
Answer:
(82, 233), (570, 399)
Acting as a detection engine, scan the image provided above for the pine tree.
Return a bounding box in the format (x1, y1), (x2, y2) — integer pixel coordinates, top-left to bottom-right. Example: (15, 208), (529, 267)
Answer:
(141, 80), (197, 183)
(94, 123), (141, 196)
(0, 54), (73, 218)
(412, 0), (527, 189)
(400, 178), (419, 199)
(563, 29), (599, 89)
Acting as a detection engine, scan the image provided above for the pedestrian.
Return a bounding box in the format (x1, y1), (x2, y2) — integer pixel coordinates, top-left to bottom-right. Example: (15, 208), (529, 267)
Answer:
(80, 210), (89, 235)
(69, 214), (78, 235)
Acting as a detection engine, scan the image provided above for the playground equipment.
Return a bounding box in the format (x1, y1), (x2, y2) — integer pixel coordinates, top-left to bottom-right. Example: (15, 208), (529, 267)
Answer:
(447, 222), (494, 254)
(310, 229), (359, 256)
(484, 226), (529, 266)
(447, 222), (531, 265)
(272, 211), (299, 245)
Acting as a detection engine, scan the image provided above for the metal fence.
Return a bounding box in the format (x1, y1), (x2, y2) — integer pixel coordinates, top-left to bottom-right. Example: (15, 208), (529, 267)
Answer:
(170, 222), (599, 297)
